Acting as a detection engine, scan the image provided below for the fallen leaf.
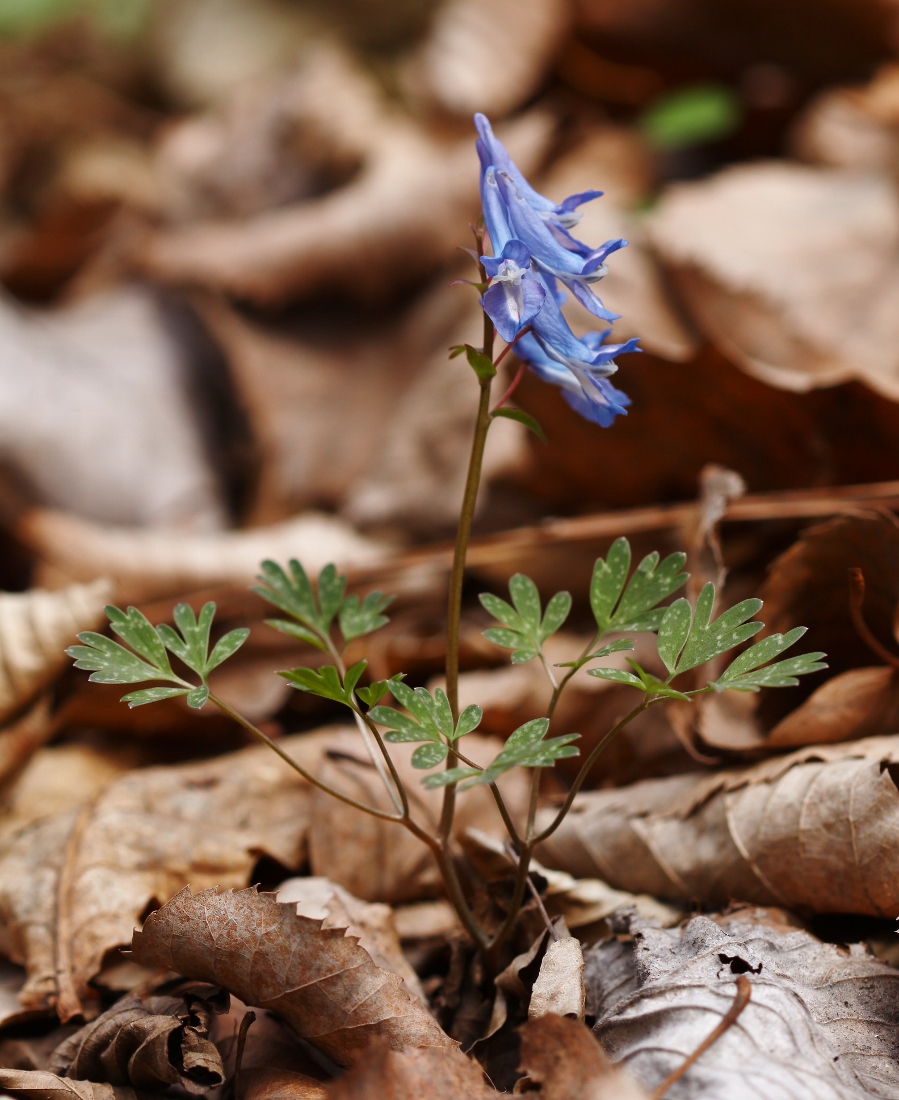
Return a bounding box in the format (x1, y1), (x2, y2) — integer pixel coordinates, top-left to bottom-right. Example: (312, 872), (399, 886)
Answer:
(528, 936), (585, 1021)
(307, 732), (529, 903)
(517, 1013), (649, 1099)
(538, 865), (683, 936)
(0, 730), (332, 1018)
(391, 900), (460, 942)
(766, 666), (899, 748)
(48, 984), (227, 1093)
(0, 579), (111, 726)
(240, 1068), (327, 1100)
(537, 734), (899, 916)
(139, 45), (552, 305)
(324, 1044), (494, 1099)
(0, 286), (225, 529)
(276, 876), (426, 1002)
(130, 886), (454, 1065)
(18, 507), (388, 605)
(590, 908), (899, 1099)
(647, 161), (899, 399)
(402, 0), (571, 118)
(0, 1070), (143, 1100)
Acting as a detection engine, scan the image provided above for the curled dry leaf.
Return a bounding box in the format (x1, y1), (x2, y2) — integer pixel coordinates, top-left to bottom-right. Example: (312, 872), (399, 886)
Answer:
(0, 1070), (143, 1100)
(0, 579), (111, 725)
(766, 666), (899, 749)
(49, 985), (227, 1093)
(537, 734), (899, 917)
(130, 886), (455, 1065)
(276, 876), (425, 1002)
(403, 0), (571, 117)
(240, 1068), (327, 1100)
(17, 507), (387, 605)
(590, 908), (899, 1099)
(517, 1014), (650, 1100)
(0, 287), (225, 530)
(528, 936), (585, 1022)
(324, 1044), (494, 1100)
(141, 45), (552, 305)
(307, 732), (529, 903)
(647, 162), (899, 398)
(0, 730), (332, 1018)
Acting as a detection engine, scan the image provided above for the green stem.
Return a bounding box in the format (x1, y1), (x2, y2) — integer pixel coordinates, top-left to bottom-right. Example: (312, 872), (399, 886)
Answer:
(208, 692), (402, 823)
(453, 747), (524, 848)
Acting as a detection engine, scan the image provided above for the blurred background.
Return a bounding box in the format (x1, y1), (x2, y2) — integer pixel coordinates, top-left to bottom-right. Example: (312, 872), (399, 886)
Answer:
(6, 0), (899, 758)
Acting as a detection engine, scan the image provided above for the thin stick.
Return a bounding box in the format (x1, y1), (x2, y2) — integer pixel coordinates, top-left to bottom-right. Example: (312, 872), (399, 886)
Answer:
(652, 976), (752, 1099)
(504, 841), (557, 940)
(848, 568), (899, 670)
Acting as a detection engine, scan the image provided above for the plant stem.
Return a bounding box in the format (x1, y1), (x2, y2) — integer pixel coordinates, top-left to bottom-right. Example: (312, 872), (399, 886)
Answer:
(453, 747), (524, 848)
(208, 693), (403, 823)
(440, 311), (495, 842)
(534, 698), (649, 844)
(487, 839), (533, 957)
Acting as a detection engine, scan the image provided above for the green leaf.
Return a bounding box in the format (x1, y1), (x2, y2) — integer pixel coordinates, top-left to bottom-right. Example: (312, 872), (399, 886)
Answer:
(675, 585), (763, 674)
(68, 631), (176, 686)
(370, 682), (451, 745)
(254, 560), (323, 637)
(412, 742), (449, 769)
(479, 592), (523, 630)
(657, 598), (692, 675)
(207, 628), (250, 673)
(422, 765), (481, 789)
(590, 538), (631, 631)
(451, 718), (580, 787)
(344, 660), (368, 697)
(433, 688), (455, 739)
(278, 665), (350, 705)
(640, 83), (742, 150)
(509, 574), (541, 631)
(465, 344), (496, 381)
(186, 685), (210, 709)
(491, 407), (546, 443)
(316, 565), (347, 630)
(612, 550), (689, 633)
(339, 591), (393, 643)
(454, 704), (483, 739)
(264, 619), (326, 650)
(106, 606), (172, 674)
(169, 602), (216, 676)
(370, 707), (430, 742)
(540, 591), (572, 641)
(628, 661), (691, 701)
(449, 344), (466, 358)
(483, 627), (526, 649)
(586, 667), (644, 689)
(357, 675), (406, 708)
(715, 627), (806, 679)
(711, 628), (827, 692)
(121, 685), (189, 708)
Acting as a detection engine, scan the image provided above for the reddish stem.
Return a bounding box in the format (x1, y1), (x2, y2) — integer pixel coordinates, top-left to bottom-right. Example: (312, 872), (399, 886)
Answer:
(492, 362), (526, 412)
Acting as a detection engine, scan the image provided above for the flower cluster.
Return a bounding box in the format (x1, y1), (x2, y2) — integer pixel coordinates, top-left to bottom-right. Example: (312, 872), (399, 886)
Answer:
(475, 113), (639, 426)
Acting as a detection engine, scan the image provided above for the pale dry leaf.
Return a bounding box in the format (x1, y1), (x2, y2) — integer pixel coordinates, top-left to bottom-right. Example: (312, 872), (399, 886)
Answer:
(130, 886), (455, 1065)
(537, 129), (697, 362)
(240, 1068), (328, 1100)
(767, 666), (899, 748)
(391, 900), (460, 941)
(517, 1013), (650, 1100)
(647, 162), (899, 398)
(403, 0), (571, 117)
(49, 986), (226, 1093)
(0, 701), (56, 792)
(17, 507), (388, 605)
(0, 730), (333, 1018)
(538, 865), (683, 934)
(0, 1070), (142, 1100)
(307, 732), (529, 903)
(0, 579), (111, 726)
(276, 877), (425, 1002)
(528, 936), (585, 1021)
(0, 286), (225, 530)
(324, 1043), (494, 1100)
(537, 733), (899, 916)
(590, 908), (899, 1099)
(140, 45), (553, 304)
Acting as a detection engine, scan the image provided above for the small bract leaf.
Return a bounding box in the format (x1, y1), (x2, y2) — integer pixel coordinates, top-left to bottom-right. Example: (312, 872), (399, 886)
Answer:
(491, 406), (547, 442)
(121, 685), (189, 708)
(186, 685), (210, 709)
(465, 344), (496, 381)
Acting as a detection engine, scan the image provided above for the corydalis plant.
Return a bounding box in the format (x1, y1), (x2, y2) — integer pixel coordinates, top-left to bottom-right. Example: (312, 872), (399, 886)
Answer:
(67, 116), (826, 966)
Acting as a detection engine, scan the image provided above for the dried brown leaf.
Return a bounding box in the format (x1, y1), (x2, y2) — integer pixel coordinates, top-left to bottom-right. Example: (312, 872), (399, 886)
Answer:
(140, 46), (552, 305)
(403, 0), (570, 118)
(537, 734), (899, 916)
(49, 986), (226, 1093)
(276, 877), (425, 1002)
(240, 1068), (328, 1100)
(517, 1014), (649, 1100)
(324, 1044), (494, 1100)
(130, 886), (454, 1065)
(590, 908), (899, 1099)
(307, 732), (528, 903)
(647, 162), (899, 398)
(0, 730), (332, 1017)
(0, 580), (111, 725)
(17, 507), (387, 605)
(767, 666), (899, 748)
(0, 1070), (143, 1100)
(528, 937), (585, 1022)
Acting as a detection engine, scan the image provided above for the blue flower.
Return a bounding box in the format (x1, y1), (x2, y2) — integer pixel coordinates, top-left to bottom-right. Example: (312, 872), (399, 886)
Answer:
(474, 113), (640, 427)
(480, 240), (546, 343)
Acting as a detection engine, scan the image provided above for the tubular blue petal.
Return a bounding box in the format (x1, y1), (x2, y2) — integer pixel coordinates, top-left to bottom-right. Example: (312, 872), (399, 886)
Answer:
(480, 166), (513, 254)
(481, 271), (546, 343)
(482, 238), (531, 277)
